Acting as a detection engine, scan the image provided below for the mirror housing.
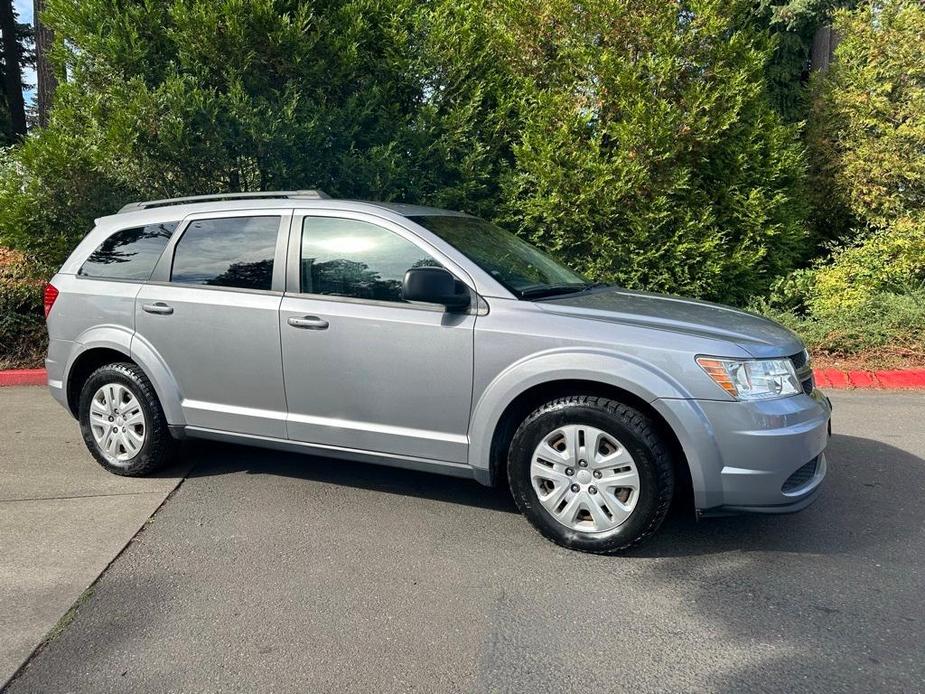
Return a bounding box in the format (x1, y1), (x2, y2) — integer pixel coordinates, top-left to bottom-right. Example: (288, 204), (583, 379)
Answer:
(402, 267), (470, 310)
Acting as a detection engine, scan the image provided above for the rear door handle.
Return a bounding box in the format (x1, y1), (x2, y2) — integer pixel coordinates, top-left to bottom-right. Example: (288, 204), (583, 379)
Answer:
(142, 302), (174, 315)
(288, 316), (329, 330)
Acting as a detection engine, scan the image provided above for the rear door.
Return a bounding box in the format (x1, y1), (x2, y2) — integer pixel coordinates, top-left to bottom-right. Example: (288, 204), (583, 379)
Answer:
(134, 210), (290, 438)
(279, 211), (476, 464)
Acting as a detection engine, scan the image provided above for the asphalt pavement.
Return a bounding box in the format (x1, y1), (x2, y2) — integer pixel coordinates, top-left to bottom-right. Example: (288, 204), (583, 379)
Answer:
(4, 390), (925, 693)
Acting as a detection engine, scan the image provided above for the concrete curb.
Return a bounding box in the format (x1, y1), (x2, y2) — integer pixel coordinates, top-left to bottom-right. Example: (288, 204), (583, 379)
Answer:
(814, 368), (925, 390)
(3, 366), (925, 390)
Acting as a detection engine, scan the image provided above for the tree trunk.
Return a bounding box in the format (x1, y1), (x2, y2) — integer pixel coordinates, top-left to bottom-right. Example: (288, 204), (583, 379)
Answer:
(811, 25), (839, 73)
(0, 0), (27, 137)
(33, 0), (55, 126)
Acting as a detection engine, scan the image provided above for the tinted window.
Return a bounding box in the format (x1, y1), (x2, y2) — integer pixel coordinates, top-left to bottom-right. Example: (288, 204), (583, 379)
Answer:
(408, 215), (588, 298)
(301, 217), (439, 302)
(78, 222), (177, 280)
(171, 216), (280, 291)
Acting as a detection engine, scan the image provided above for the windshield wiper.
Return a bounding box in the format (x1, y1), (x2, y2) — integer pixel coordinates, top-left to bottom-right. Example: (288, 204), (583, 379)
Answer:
(519, 283), (604, 300)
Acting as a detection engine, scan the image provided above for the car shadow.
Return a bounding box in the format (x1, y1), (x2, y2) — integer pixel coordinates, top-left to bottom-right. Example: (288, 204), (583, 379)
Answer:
(181, 439), (519, 514)
(630, 433), (925, 558)
(177, 433), (923, 556)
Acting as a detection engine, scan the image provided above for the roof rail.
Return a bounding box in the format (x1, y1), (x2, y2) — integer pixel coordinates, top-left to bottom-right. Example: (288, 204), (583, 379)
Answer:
(117, 190), (330, 213)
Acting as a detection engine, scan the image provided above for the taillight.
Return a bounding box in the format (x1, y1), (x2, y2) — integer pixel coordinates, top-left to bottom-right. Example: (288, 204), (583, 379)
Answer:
(43, 283), (59, 319)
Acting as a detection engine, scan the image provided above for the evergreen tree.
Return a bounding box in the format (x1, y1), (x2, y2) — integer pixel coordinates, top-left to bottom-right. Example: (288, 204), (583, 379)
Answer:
(2, 0), (811, 306)
(0, 0), (29, 141)
(419, 0), (809, 302)
(34, 0), (57, 126)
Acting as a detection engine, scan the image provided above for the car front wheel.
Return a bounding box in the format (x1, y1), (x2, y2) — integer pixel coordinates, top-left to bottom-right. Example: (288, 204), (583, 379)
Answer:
(507, 395), (674, 554)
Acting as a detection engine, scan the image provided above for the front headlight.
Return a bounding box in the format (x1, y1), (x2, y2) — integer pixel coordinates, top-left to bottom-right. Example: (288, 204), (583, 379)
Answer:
(696, 356), (801, 401)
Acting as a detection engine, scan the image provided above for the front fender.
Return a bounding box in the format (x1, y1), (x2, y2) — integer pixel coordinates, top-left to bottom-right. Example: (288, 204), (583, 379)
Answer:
(467, 347), (692, 477)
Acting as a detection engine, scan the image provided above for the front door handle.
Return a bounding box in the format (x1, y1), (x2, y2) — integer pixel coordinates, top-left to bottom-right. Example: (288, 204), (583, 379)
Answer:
(142, 302), (174, 315)
(288, 316), (329, 330)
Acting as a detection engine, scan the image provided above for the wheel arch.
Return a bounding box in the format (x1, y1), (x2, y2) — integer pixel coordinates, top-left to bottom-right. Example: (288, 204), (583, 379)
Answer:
(484, 379), (692, 506)
(65, 346), (134, 416)
(468, 350), (695, 508)
(64, 332), (184, 425)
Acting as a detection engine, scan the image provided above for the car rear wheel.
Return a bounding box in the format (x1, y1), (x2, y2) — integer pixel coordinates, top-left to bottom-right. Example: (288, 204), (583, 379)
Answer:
(507, 395), (674, 554)
(78, 362), (177, 476)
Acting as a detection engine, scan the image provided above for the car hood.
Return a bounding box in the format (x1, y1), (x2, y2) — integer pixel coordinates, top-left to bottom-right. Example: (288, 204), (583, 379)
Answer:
(538, 287), (803, 358)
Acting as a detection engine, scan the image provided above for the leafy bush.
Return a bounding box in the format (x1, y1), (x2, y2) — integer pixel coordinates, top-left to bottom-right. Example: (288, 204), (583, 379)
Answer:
(809, 214), (925, 313)
(0, 247), (47, 370)
(808, 0), (925, 230)
(756, 288), (925, 361)
(0, 132), (133, 268)
(757, 0), (925, 361)
(469, 0), (810, 304)
(797, 0), (925, 314)
(0, 0), (811, 307)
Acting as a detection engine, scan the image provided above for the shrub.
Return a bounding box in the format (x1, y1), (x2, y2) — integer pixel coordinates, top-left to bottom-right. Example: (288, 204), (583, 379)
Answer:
(809, 215), (925, 314)
(0, 247), (47, 370)
(798, 0), (925, 314)
(758, 288), (925, 360)
(761, 0), (925, 354)
(1, 0), (811, 308)
(0, 133), (133, 269)
(808, 0), (925, 230)
(476, 0), (810, 304)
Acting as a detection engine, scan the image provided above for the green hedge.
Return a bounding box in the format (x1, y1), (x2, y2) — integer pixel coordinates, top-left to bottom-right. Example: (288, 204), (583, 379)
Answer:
(1, 0), (809, 308)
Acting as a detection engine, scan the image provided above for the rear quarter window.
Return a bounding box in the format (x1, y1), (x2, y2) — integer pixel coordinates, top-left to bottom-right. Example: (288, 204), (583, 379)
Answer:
(78, 222), (178, 280)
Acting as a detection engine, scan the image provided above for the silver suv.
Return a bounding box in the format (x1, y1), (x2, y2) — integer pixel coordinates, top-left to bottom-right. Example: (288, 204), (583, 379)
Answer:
(44, 191), (831, 553)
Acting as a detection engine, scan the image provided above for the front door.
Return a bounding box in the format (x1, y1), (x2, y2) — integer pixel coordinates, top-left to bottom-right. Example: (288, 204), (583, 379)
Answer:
(279, 213), (475, 463)
(134, 212), (290, 438)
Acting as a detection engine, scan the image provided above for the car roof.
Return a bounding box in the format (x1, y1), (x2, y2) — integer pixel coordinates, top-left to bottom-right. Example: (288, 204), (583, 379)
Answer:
(95, 192), (470, 229)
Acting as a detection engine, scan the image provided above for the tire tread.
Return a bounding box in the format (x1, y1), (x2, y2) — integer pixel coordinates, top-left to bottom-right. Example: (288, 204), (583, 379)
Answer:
(508, 394), (674, 554)
(78, 362), (176, 477)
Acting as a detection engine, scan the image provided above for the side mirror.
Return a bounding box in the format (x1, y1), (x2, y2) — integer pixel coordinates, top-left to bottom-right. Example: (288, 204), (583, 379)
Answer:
(402, 267), (470, 310)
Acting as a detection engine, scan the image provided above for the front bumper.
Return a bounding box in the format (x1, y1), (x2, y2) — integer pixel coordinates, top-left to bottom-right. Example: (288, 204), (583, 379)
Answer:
(655, 389), (831, 514)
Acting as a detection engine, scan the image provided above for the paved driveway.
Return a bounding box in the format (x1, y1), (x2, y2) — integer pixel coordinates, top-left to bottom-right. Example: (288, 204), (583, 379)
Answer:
(5, 391), (925, 692)
(0, 387), (189, 688)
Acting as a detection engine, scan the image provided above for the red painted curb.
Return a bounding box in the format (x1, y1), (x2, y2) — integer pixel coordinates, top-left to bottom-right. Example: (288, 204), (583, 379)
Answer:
(1, 366), (924, 390)
(846, 370), (878, 388)
(0, 368), (47, 387)
(817, 368), (850, 389)
(813, 368), (925, 390)
(874, 369), (925, 390)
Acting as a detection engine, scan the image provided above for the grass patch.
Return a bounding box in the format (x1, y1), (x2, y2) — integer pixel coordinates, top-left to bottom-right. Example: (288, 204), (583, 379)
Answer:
(44, 586), (95, 644)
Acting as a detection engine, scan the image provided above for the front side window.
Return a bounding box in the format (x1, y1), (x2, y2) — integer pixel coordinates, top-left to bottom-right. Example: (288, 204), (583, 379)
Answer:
(78, 222), (178, 280)
(408, 215), (591, 299)
(300, 217), (440, 302)
(171, 216), (280, 291)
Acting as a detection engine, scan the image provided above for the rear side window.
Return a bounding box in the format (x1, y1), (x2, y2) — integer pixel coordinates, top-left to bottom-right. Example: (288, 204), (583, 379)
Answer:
(78, 222), (178, 280)
(171, 216), (280, 291)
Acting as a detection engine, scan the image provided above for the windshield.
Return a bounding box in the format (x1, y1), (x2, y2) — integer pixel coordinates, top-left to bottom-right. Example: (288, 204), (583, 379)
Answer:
(408, 215), (592, 299)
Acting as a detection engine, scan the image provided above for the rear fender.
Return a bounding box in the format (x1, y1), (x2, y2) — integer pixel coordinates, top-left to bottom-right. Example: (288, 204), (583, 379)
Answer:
(64, 325), (185, 426)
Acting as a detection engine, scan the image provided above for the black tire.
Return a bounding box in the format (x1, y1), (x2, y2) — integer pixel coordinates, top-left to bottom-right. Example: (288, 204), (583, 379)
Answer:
(78, 362), (177, 476)
(507, 395), (674, 554)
